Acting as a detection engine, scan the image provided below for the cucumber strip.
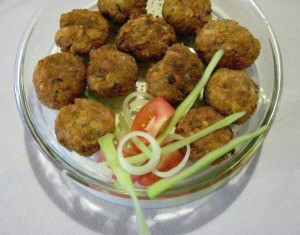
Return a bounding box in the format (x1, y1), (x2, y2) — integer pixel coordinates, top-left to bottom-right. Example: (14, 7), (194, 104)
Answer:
(126, 111), (244, 165)
(114, 125), (122, 139)
(98, 134), (151, 235)
(156, 50), (224, 144)
(118, 113), (131, 132)
(146, 125), (268, 199)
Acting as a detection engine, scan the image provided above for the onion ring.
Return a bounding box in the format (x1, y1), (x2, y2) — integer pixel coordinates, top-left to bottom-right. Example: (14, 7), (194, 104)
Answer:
(117, 131), (161, 175)
(122, 91), (153, 126)
(152, 134), (190, 178)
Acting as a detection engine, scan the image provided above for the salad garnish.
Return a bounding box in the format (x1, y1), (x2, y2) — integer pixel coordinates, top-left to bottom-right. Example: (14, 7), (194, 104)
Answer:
(125, 111), (246, 166)
(146, 125), (268, 198)
(81, 50), (268, 235)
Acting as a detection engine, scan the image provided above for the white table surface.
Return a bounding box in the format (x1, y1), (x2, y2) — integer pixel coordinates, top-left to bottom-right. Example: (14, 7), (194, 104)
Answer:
(1, 0), (300, 234)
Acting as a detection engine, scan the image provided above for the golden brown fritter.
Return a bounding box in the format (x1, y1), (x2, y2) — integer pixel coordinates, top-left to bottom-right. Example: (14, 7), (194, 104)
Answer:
(98, 0), (147, 24)
(55, 99), (115, 156)
(195, 20), (261, 69)
(33, 52), (86, 109)
(176, 106), (234, 160)
(87, 45), (138, 98)
(204, 68), (258, 124)
(162, 0), (212, 34)
(116, 14), (176, 60)
(55, 9), (109, 54)
(146, 44), (204, 105)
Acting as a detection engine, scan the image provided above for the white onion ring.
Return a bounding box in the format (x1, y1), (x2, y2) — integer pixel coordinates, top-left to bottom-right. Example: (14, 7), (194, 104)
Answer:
(152, 134), (191, 178)
(122, 92), (153, 126)
(70, 152), (114, 183)
(117, 131), (161, 175)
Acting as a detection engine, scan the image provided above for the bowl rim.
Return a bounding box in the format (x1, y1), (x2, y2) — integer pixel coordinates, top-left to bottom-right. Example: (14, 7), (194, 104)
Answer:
(14, 0), (283, 202)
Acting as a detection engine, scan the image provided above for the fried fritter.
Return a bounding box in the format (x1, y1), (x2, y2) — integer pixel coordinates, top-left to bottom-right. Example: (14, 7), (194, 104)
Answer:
(87, 45), (138, 98)
(195, 19), (261, 69)
(116, 14), (176, 60)
(176, 106), (234, 160)
(98, 0), (147, 24)
(162, 0), (212, 34)
(204, 68), (259, 124)
(55, 98), (115, 156)
(146, 44), (204, 105)
(55, 9), (109, 54)
(33, 52), (86, 109)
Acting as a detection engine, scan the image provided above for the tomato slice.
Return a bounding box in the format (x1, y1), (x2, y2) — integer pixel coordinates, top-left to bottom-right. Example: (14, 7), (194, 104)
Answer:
(131, 97), (174, 152)
(131, 97), (175, 137)
(138, 172), (161, 187)
(138, 149), (184, 186)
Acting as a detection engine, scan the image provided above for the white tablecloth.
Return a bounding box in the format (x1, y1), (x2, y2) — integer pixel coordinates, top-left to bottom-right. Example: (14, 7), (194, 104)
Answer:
(1, 0), (300, 234)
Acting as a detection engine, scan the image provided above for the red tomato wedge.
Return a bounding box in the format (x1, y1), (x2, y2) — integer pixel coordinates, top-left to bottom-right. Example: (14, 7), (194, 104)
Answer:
(131, 97), (175, 137)
(131, 97), (174, 152)
(138, 149), (184, 186)
(138, 172), (161, 187)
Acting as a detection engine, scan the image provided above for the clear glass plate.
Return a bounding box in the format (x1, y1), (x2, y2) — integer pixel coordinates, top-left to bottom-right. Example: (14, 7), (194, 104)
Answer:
(14, 0), (282, 208)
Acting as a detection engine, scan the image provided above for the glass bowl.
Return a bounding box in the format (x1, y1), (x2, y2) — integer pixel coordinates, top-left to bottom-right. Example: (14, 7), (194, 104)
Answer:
(14, 0), (282, 208)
